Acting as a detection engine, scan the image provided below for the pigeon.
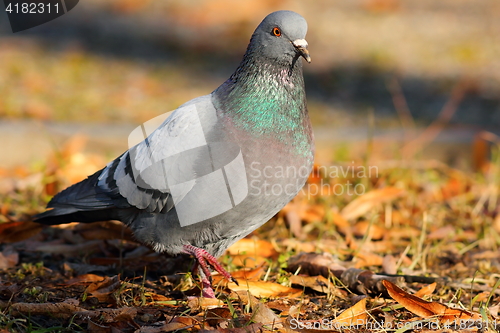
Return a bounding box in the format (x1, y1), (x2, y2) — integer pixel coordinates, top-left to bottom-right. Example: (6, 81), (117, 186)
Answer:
(35, 10), (314, 298)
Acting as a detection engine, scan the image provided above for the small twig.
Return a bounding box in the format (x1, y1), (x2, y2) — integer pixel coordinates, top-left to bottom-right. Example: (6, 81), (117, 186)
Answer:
(388, 76), (416, 144)
(402, 79), (469, 158)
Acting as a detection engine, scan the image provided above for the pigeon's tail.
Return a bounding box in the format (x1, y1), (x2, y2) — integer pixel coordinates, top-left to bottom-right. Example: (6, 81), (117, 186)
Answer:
(34, 169), (120, 225)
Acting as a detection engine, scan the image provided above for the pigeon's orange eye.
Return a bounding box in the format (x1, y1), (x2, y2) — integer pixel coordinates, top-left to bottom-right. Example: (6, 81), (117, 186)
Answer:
(272, 27), (282, 37)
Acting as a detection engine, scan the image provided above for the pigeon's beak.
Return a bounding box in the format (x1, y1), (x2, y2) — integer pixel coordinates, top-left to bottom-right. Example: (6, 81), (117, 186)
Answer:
(292, 39), (311, 63)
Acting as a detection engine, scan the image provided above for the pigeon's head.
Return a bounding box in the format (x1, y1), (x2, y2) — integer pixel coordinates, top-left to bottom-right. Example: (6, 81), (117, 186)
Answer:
(250, 10), (311, 65)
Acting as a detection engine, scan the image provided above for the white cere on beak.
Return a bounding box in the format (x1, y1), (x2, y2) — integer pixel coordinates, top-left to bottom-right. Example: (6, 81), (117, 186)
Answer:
(292, 39), (308, 49)
(292, 39), (311, 63)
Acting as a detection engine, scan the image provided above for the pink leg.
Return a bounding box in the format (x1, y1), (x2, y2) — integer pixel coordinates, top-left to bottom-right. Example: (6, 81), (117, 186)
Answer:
(183, 244), (238, 298)
(198, 268), (216, 298)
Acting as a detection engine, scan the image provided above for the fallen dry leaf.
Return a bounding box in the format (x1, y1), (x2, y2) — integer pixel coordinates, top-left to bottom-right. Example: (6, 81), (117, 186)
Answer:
(187, 296), (224, 310)
(414, 282), (437, 298)
(285, 298), (368, 332)
(228, 280), (303, 298)
(160, 317), (196, 332)
(383, 280), (481, 324)
(0, 221), (43, 243)
(427, 225), (456, 240)
(229, 266), (265, 281)
(341, 187), (404, 221)
(330, 211), (352, 237)
(251, 301), (282, 328)
(204, 307), (233, 327)
(227, 238), (277, 258)
(354, 251), (384, 268)
(66, 274), (108, 286)
(229, 254), (268, 268)
(352, 220), (386, 240)
(0, 246), (19, 269)
(382, 254), (397, 275)
(85, 275), (121, 303)
(331, 298), (368, 327)
(289, 275), (336, 294)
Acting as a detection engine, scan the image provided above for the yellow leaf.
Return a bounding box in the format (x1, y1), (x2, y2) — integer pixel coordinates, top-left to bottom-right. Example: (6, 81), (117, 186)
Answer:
(228, 280), (302, 298)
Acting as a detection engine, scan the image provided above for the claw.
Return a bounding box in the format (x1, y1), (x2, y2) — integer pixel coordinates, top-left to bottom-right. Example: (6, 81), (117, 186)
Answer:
(183, 244), (236, 297)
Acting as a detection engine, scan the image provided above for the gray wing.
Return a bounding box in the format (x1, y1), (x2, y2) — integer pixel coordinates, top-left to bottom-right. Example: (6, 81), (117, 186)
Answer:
(35, 94), (221, 223)
(97, 94), (220, 213)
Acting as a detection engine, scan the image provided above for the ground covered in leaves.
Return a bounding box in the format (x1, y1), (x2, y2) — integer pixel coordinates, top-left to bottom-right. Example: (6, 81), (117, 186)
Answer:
(0, 132), (499, 332)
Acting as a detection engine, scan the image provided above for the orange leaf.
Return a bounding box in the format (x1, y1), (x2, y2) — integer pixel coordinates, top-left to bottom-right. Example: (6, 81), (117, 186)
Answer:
(341, 187), (403, 221)
(414, 282), (437, 298)
(383, 280), (436, 317)
(229, 254), (268, 268)
(354, 252), (384, 268)
(230, 266), (265, 281)
(332, 298), (368, 327)
(228, 280), (302, 298)
(66, 274), (107, 285)
(352, 220), (385, 240)
(383, 280), (481, 324)
(289, 275), (330, 293)
(330, 211), (351, 235)
(227, 239), (277, 258)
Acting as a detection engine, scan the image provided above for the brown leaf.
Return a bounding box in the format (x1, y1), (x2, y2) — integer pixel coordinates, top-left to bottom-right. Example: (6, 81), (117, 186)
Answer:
(251, 301), (282, 328)
(427, 225), (456, 240)
(287, 252), (346, 278)
(66, 274), (108, 286)
(0, 283), (22, 299)
(0, 246), (19, 269)
(205, 307), (232, 327)
(383, 280), (481, 324)
(0, 221), (43, 243)
(341, 187), (403, 221)
(382, 255), (397, 275)
(289, 275), (336, 294)
(76, 307), (137, 324)
(85, 275), (121, 303)
(75, 221), (136, 242)
(163, 316), (196, 332)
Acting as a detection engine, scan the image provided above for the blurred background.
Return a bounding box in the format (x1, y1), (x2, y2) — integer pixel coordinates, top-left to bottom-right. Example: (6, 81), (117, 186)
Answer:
(1, 0), (499, 172)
